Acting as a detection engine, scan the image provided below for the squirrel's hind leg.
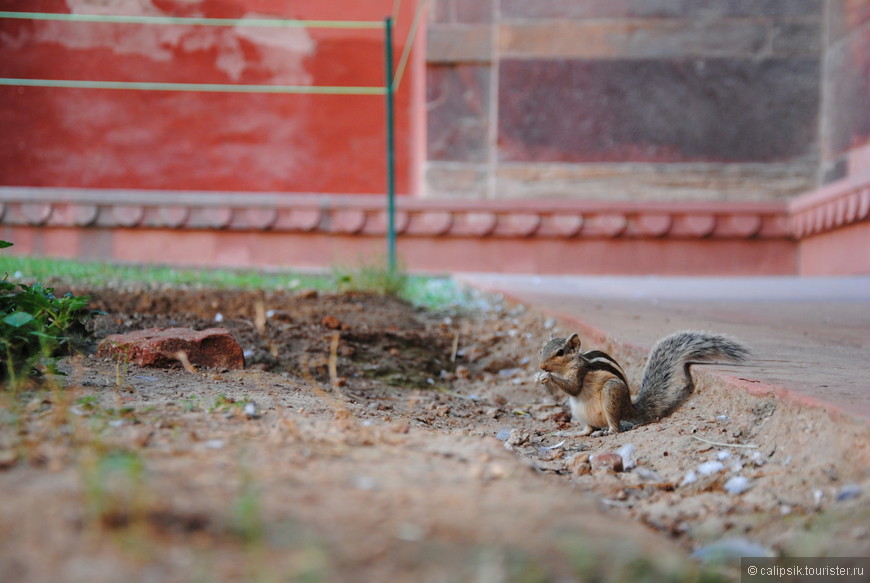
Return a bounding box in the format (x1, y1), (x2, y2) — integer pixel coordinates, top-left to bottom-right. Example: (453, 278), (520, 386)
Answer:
(602, 378), (632, 434)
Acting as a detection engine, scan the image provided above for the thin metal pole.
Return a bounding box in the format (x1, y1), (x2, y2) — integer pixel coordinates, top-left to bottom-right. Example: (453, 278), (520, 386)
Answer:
(384, 17), (397, 274)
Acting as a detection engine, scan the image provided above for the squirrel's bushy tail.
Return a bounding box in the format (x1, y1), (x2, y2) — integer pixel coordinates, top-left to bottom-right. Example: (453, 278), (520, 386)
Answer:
(629, 331), (750, 424)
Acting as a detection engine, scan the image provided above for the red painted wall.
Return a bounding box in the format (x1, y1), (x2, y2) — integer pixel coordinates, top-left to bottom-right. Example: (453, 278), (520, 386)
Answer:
(0, 0), (420, 194)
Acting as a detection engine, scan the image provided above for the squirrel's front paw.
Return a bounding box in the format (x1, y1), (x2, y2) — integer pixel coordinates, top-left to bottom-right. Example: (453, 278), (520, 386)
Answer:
(535, 371), (553, 384)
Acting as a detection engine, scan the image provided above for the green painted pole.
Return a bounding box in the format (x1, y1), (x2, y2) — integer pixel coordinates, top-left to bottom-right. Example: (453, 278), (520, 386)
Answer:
(384, 17), (397, 274)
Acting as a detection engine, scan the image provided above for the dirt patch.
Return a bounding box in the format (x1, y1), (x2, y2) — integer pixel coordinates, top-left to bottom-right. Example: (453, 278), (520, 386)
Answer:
(1, 286), (868, 582)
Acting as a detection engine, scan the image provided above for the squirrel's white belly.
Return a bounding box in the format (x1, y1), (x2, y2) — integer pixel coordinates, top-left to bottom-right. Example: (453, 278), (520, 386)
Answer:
(568, 394), (607, 428)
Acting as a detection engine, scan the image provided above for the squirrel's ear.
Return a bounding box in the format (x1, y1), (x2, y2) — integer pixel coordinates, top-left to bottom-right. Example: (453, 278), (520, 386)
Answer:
(566, 333), (581, 351)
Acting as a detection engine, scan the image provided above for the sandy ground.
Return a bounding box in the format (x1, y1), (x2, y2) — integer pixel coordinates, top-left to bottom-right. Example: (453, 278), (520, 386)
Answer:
(0, 286), (867, 582)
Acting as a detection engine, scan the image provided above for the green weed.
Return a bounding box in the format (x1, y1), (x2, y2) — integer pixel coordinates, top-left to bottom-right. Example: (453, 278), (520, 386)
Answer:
(210, 393), (243, 414)
(82, 448), (148, 529)
(1, 244), (94, 387)
(331, 255), (408, 297)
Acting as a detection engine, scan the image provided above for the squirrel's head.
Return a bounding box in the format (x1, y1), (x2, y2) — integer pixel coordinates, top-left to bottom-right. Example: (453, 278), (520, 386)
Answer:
(539, 333), (582, 372)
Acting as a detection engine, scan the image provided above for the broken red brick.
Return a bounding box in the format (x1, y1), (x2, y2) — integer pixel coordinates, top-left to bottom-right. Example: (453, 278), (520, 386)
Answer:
(97, 327), (245, 370)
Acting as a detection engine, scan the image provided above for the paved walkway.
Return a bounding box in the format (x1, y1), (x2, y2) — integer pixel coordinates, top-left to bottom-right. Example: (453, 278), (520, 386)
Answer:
(459, 275), (870, 422)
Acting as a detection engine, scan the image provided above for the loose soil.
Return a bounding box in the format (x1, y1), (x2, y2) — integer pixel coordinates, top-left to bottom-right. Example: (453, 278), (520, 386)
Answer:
(1, 286), (868, 583)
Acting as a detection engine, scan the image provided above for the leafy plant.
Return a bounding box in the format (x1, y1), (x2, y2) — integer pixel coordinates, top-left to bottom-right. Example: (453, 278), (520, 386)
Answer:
(1, 241), (94, 386)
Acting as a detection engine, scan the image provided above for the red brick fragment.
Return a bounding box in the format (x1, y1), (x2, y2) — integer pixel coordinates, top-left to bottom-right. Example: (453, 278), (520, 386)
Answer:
(97, 327), (245, 370)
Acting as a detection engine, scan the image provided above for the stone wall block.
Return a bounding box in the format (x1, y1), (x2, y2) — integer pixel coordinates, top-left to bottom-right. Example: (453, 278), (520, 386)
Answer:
(585, 214), (628, 238)
(48, 203), (99, 227)
(20, 203), (52, 226)
(406, 211), (454, 235)
(363, 210), (410, 235)
(451, 212), (498, 236)
(274, 208), (322, 232)
(537, 214), (584, 237)
(494, 213), (541, 237)
(674, 214), (717, 238)
(718, 214), (763, 238)
(156, 206), (191, 228)
(328, 209), (367, 234)
(243, 208), (278, 230)
(634, 214), (673, 237)
(112, 205), (144, 228)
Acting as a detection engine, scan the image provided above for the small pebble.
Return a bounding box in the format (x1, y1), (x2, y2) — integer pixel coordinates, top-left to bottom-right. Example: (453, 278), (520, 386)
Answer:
(506, 429), (530, 447)
(483, 407), (500, 419)
(244, 402), (259, 419)
(396, 522), (425, 542)
(352, 476), (378, 491)
(692, 538), (774, 563)
(0, 450), (18, 469)
(538, 440), (565, 454)
(697, 461), (725, 476)
(214, 312), (224, 323)
(635, 466), (664, 482)
(590, 452), (624, 472)
(615, 443), (636, 470)
(681, 470), (698, 486)
(495, 428), (512, 441)
(205, 439), (224, 449)
(836, 484), (862, 502)
(565, 452), (591, 475)
(723, 476), (752, 495)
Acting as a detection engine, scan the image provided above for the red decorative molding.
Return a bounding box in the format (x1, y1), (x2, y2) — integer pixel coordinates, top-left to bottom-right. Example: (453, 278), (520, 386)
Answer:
(1, 182), (866, 275)
(789, 172), (870, 238)
(0, 188), (792, 241)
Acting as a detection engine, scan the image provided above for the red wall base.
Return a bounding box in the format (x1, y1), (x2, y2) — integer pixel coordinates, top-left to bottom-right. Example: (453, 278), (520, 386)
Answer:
(798, 222), (870, 276)
(1, 225), (798, 276)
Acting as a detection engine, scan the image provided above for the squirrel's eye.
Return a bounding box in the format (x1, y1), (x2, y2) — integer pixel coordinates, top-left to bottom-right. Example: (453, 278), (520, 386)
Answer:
(555, 349), (564, 357)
